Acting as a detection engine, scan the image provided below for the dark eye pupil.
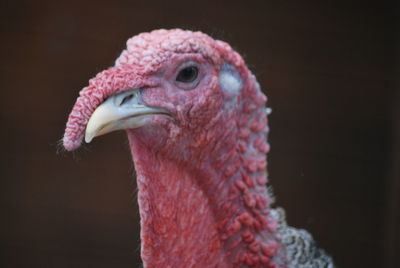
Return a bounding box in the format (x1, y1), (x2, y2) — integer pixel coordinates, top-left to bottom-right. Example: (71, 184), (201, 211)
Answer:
(176, 66), (198, 82)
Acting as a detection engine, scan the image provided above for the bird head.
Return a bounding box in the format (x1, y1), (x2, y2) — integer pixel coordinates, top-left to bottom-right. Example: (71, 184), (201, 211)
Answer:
(62, 30), (335, 268)
(63, 29), (280, 267)
(63, 29), (267, 160)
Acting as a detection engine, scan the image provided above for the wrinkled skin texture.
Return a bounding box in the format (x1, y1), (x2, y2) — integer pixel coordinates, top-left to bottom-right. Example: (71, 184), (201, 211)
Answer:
(64, 29), (334, 268)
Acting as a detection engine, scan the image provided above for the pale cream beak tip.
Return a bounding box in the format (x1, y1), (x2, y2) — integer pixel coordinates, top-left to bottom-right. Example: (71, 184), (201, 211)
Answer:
(83, 90), (170, 144)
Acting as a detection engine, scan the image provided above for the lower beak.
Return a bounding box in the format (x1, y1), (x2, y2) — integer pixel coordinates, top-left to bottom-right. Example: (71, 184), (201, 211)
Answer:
(84, 89), (168, 143)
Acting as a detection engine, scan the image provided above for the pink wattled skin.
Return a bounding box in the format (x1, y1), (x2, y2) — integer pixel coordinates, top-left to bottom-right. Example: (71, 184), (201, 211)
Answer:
(63, 29), (285, 267)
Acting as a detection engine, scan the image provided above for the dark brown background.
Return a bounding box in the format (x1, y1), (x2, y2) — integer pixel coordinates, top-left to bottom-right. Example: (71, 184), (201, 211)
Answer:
(1, 0), (399, 267)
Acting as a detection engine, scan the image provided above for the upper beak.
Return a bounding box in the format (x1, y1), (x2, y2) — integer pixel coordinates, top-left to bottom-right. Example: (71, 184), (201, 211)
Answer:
(84, 89), (169, 143)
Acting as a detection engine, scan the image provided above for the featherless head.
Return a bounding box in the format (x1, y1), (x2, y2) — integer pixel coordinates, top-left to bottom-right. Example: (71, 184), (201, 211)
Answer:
(63, 29), (267, 154)
(63, 29), (284, 268)
(62, 29), (334, 268)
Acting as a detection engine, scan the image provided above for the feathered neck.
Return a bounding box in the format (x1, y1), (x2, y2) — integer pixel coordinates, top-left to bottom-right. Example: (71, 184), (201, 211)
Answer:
(127, 90), (283, 267)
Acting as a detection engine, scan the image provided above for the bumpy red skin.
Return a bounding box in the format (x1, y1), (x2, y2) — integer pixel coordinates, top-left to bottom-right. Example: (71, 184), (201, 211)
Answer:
(64, 29), (285, 267)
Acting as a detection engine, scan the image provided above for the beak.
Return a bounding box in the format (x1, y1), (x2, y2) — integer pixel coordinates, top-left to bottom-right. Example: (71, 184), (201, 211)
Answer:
(84, 89), (168, 143)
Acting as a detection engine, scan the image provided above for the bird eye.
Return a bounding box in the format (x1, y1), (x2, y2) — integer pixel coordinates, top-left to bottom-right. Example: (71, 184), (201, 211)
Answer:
(176, 66), (198, 83)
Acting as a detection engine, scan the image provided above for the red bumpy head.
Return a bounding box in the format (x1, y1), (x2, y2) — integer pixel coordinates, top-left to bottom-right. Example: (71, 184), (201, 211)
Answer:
(63, 29), (277, 268)
(63, 29), (266, 152)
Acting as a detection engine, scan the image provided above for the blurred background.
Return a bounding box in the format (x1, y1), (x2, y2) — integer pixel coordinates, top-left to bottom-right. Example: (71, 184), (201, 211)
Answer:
(1, 0), (399, 267)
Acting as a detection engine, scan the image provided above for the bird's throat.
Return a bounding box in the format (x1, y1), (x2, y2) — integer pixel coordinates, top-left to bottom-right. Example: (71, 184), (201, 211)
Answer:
(127, 119), (281, 267)
(128, 135), (229, 267)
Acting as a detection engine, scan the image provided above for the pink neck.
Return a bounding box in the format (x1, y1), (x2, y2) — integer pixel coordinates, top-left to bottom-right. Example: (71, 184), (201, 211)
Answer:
(129, 143), (227, 267)
(127, 109), (281, 267)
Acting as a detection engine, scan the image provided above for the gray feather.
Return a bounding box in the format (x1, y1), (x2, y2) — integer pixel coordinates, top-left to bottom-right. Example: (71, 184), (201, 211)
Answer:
(271, 208), (335, 268)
